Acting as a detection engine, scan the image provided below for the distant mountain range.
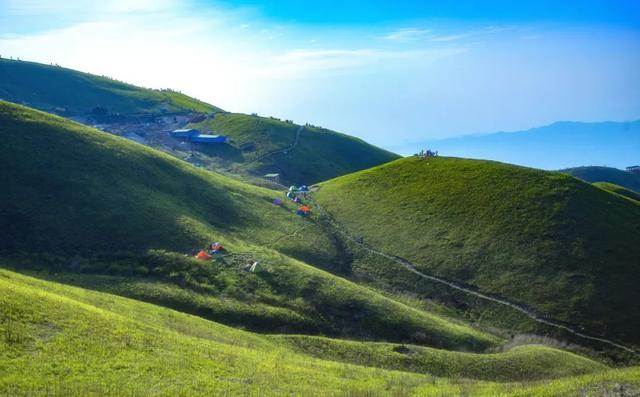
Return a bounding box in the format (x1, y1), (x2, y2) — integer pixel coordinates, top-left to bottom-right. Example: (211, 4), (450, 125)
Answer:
(412, 120), (639, 170)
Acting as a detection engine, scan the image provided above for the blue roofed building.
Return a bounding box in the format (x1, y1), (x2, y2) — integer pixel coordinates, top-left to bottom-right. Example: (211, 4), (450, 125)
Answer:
(171, 128), (199, 139)
(170, 128), (228, 144)
(189, 134), (228, 144)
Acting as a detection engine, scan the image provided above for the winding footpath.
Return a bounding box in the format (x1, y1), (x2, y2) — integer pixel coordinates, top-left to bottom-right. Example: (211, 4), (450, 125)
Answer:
(309, 198), (639, 356)
(267, 223), (316, 248)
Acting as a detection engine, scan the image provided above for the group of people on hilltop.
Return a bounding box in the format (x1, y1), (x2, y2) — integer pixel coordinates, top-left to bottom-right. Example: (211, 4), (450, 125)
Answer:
(418, 149), (438, 158)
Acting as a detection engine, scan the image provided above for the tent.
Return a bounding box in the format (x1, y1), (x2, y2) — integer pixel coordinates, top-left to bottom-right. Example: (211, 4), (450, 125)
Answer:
(209, 242), (225, 253)
(195, 250), (211, 260)
(273, 198), (283, 205)
(296, 205), (311, 216)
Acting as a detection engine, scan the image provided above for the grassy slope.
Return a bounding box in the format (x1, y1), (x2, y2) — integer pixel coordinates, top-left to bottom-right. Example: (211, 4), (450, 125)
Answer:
(191, 113), (400, 184)
(315, 157), (640, 345)
(593, 182), (640, 202)
(273, 335), (606, 382)
(0, 58), (218, 115)
(563, 166), (640, 193)
(1, 59), (397, 185)
(0, 101), (497, 349)
(1, 268), (620, 396)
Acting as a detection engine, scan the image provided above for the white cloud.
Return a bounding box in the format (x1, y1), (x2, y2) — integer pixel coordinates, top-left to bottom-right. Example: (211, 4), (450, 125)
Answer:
(266, 47), (465, 79)
(383, 28), (430, 42)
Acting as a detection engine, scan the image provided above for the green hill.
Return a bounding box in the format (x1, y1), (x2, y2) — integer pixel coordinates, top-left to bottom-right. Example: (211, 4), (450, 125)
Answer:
(593, 182), (640, 202)
(0, 59), (399, 185)
(0, 58), (218, 115)
(563, 166), (640, 193)
(0, 101), (498, 350)
(314, 156), (640, 347)
(189, 112), (400, 184)
(2, 268), (625, 396)
(2, 102), (638, 394)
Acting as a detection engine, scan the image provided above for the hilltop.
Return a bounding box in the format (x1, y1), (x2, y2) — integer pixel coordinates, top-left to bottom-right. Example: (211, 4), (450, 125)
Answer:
(0, 58), (218, 115)
(314, 156), (640, 348)
(0, 59), (399, 185)
(413, 120), (640, 170)
(563, 166), (640, 193)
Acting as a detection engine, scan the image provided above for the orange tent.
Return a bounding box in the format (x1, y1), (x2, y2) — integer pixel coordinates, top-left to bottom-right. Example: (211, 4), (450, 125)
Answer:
(195, 250), (211, 260)
(299, 205), (310, 213)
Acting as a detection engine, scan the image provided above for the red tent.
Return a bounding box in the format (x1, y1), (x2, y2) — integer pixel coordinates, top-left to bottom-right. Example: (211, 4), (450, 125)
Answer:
(195, 250), (211, 260)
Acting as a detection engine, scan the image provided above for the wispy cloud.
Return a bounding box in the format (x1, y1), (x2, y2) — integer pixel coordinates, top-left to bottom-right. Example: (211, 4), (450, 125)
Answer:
(267, 47), (466, 78)
(383, 28), (430, 42)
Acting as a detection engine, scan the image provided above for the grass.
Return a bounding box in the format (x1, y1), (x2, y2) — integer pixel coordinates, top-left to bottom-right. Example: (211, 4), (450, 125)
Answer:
(315, 156), (640, 346)
(190, 112), (399, 184)
(2, 267), (630, 397)
(0, 101), (501, 349)
(0, 267), (432, 396)
(593, 182), (640, 202)
(412, 367), (640, 397)
(0, 58), (219, 115)
(563, 166), (640, 193)
(272, 335), (606, 382)
(0, 58), (397, 186)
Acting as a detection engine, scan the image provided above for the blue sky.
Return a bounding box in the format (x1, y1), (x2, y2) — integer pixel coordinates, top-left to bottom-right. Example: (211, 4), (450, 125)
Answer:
(1, 0), (639, 160)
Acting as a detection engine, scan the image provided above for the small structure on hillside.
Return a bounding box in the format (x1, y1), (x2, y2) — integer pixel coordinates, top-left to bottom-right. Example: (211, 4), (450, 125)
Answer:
(190, 134), (228, 144)
(264, 173), (281, 183)
(171, 128), (199, 139)
(627, 165), (640, 174)
(170, 129), (228, 144)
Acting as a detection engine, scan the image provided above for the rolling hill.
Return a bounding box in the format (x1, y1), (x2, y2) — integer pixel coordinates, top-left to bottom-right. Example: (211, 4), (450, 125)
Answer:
(3, 268), (629, 396)
(0, 100), (499, 350)
(0, 58), (400, 185)
(2, 101), (639, 394)
(314, 156), (640, 347)
(189, 112), (399, 184)
(592, 182), (640, 202)
(563, 166), (640, 193)
(0, 58), (218, 115)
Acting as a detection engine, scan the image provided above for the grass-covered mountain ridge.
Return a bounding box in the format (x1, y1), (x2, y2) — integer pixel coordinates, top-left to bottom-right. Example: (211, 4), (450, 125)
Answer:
(1, 101), (639, 395)
(0, 58), (399, 185)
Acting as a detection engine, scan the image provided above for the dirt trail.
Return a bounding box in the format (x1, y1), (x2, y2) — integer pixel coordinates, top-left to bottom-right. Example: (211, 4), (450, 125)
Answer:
(309, 198), (639, 356)
(230, 124), (304, 172)
(267, 222), (315, 248)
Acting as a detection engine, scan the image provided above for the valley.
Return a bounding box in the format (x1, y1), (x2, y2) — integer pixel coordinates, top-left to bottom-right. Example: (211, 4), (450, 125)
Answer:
(1, 58), (639, 396)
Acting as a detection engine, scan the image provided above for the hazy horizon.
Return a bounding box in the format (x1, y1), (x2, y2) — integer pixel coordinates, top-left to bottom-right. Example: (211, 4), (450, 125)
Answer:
(1, 0), (639, 160)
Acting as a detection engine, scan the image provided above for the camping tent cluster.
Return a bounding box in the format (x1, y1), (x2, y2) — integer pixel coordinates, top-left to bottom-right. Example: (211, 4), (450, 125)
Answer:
(193, 242), (226, 260)
(272, 185), (313, 216)
(287, 185), (309, 201)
